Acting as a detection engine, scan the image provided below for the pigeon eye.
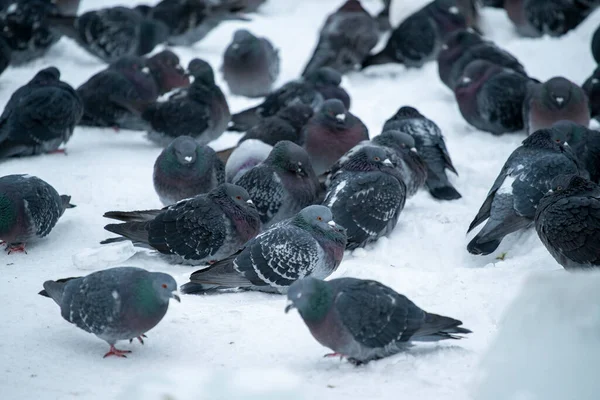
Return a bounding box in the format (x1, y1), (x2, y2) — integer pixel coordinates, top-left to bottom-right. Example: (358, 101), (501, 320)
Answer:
(555, 139), (561, 143)
(317, 216), (323, 221)
(557, 186), (563, 191)
(161, 283), (167, 289)
(236, 195), (242, 200)
(374, 156), (381, 161)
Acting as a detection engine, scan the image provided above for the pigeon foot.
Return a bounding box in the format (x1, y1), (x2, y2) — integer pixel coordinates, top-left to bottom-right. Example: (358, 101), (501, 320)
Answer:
(5, 243), (27, 254)
(103, 345), (132, 358)
(129, 334), (147, 345)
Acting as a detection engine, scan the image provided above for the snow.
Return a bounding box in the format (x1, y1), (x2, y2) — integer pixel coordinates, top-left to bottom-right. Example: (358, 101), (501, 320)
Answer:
(0, 1), (598, 399)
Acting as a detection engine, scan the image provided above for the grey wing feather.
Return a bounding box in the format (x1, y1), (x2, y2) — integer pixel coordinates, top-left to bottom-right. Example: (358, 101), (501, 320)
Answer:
(234, 166), (284, 223)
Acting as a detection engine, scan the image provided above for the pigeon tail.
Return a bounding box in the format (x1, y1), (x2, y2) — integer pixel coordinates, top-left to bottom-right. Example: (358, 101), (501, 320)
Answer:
(428, 183), (462, 201)
(229, 106), (261, 132)
(180, 282), (224, 294)
(103, 209), (162, 223)
(361, 50), (399, 69)
(412, 312), (473, 341)
(104, 222), (150, 244)
(467, 235), (501, 255)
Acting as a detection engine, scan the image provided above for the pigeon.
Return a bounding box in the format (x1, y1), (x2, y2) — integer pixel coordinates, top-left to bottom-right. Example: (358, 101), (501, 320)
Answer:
(454, 59), (532, 135)
(324, 144), (406, 249)
(548, 121), (600, 183)
(228, 67), (349, 132)
(47, 6), (169, 63)
(592, 22), (600, 64)
(0, 67), (83, 158)
(302, 0), (379, 77)
(180, 205), (347, 294)
(144, 58), (230, 147)
(77, 52), (189, 131)
(146, 0), (249, 47)
(103, 184), (261, 266)
(535, 174), (600, 270)
(382, 106), (461, 200)
(377, 0), (392, 30)
(523, 77), (590, 135)
(362, 0), (468, 69)
(467, 129), (587, 255)
(233, 140), (321, 228)
(0, 0), (61, 65)
(583, 67), (600, 122)
(285, 277), (472, 365)
(54, 0), (80, 16)
(39, 267), (180, 358)
(0, 36), (10, 76)
(372, 130), (428, 197)
(222, 29), (280, 98)
(437, 28), (527, 91)
(504, 0), (598, 38)
(153, 136), (225, 206)
(239, 104), (314, 146)
(225, 139), (272, 183)
(0, 174), (75, 253)
(301, 99), (369, 176)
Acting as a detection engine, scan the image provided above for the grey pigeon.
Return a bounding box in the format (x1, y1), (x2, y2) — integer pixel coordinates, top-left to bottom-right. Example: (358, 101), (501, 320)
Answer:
(233, 140), (321, 228)
(535, 174), (600, 270)
(239, 104), (314, 146)
(437, 28), (527, 91)
(228, 67), (349, 132)
(547, 121), (600, 183)
(0, 67), (83, 159)
(143, 58), (230, 147)
(504, 0), (598, 38)
(285, 277), (472, 365)
(153, 136), (225, 206)
(180, 205), (347, 294)
(222, 29), (280, 98)
(583, 66), (600, 122)
(324, 144), (407, 249)
(377, 0), (392, 30)
(467, 129), (587, 255)
(362, 0), (468, 69)
(0, 174), (74, 253)
(47, 6), (169, 63)
(225, 139), (272, 183)
(77, 52), (189, 131)
(454, 59), (532, 135)
(103, 184), (260, 265)
(383, 106), (461, 200)
(372, 130), (428, 197)
(302, 0), (379, 76)
(39, 267), (180, 358)
(301, 99), (369, 176)
(523, 77), (590, 135)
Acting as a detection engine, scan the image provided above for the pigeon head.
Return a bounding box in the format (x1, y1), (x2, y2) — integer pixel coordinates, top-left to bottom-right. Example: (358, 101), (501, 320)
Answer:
(146, 50), (190, 94)
(539, 77), (580, 110)
(266, 141), (314, 178)
(110, 56), (158, 97)
(227, 29), (261, 58)
(391, 106), (422, 121)
(338, 0), (367, 12)
(304, 67), (343, 87)
(285, 277), (334, 321)
(521, 128), (564, 150)
(32, 66), (60, 84)
(375, 130), (417, 152)
(319, 99), (349, 126)
(428, 0), (467, 35)
(548, 174), (594, 194)
(133, 4), (152, 16)
(169, 136), (199, 165)
(188, 58), (215, 85)
(149, 272), (181, 303)
(276, 104), (314, 131)
(211, 183), (256, 211)
(341, 145), (395, 172)
(292, 205), (346, 236)
(442, 28), (484, 52)
(549, 121), (589, 147)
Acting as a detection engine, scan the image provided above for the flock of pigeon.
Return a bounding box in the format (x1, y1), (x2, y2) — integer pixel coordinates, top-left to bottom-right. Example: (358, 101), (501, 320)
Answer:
(0, 0), (599, 366)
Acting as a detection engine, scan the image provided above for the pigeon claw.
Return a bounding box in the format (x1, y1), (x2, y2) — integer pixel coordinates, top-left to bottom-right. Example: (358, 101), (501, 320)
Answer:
(47, 148), (67, 156)
(5, 243), (27, 254)
(103, 345), (132, 358)
(129, 334), (147, 345)
(323, 352), (345, 361)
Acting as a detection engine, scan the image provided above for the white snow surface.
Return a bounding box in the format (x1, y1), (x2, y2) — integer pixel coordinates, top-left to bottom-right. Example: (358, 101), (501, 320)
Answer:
(0, 1), (598, 399)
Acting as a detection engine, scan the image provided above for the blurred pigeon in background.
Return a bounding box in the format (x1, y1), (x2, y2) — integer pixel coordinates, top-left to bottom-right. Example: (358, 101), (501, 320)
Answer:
(153, 136), (225, 206)
(582, 67), (600, 122)
(225, 139), (273, 183)
(377, 0), (392, 30)
(0, 174), (74, 253)
(548, 121), (600, 183)
(180, 205), (347, 294)
(286, 277), (472, 365)
(239, 104), (314, 146)
(304, 66), (351, 109)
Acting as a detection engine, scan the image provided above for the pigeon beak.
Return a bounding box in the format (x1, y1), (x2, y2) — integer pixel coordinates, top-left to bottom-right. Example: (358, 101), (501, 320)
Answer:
(246, 199), (254, 205)
(327, 220), (336, 227)
(171, 293), (181, 302)
(448, 5), (459, 14)
(141, 67), (150, 75)
(183, 156), (193, 163)
(547, 189), (554, 194)
(383, 159), (393, 166)
(555, 97), (565, 105)
(335, 113), (346, 122)
(461, 76), (472, 84)
(284, 300), (295, 313)
(410, 147), (418, 153)
(232, 43), (240, 50)
(593, 79), (599, 85)
(441, 44), (449, 50)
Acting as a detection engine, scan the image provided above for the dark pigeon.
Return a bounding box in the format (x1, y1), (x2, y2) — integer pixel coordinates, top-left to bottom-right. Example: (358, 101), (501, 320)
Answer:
(0, 36), (10, 77)
(362, 0), (468, 69)
(147, 0), (249, 47)
(581, 67), (600, 122)
(233, 140), (321, 228)
(377, 0), (392, 31)
(523, 76), (590, 135)
(0, 174), (74, 253)
(302, 99), (369, 176)
(535, 174), (600, 270)
(302, 0), (379, 76)
(383, 106), (461, 200)
(504, 0), (598, 38)
(454, 59), (532, 135)
(467, 129), (587, 255)
(324, 144), (407, 249)
(0, 67), (83, 158)
(372, 130), (428, 197)
(102, 184), (261, 266)
(143, 58), (230, 147)
(548, 121), (600, 183)
(285, 277), (472, 365)
(592, 22), (600, 64)
(180, 205), (347, 294)
(39, 267), (179, 358)
(437, 28), (527, 91)
(222, 29), (280, 98)
(225, 139), (272, 183)
(304, 67), (351, 109)
(482, 0), (505, 7)
(239, 104), (314, 146)
(77, 52), (189, 131)
(153, 136), (225, 206)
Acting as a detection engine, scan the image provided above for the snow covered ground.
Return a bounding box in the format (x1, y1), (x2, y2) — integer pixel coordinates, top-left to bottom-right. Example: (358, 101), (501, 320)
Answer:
(1, 1), (598, 399)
